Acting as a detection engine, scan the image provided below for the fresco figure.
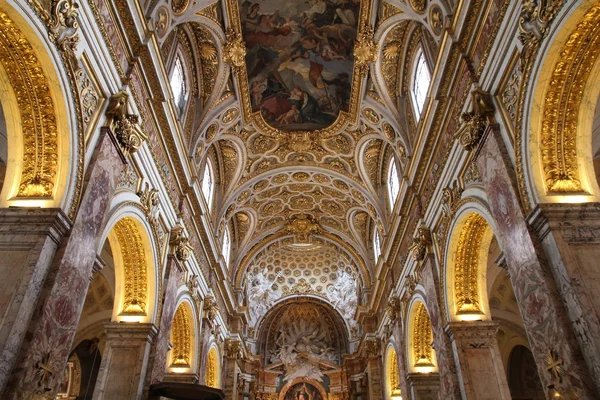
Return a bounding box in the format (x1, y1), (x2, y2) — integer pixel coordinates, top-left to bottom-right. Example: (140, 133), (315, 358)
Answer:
(239, 0), (359, 130)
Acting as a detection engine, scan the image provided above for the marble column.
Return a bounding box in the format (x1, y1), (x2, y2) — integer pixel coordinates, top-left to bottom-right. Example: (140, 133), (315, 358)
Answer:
(529, 203), (600, 392)
(445, 321), (511, 399)
(420, 256), (461, 398)
(475, 125), (597, 397)
(406, 373), (440, 400)
(143, 255), (184, 397)
(2, 128), (126, 399)
(92, 322), (158, 399)
(0, 209), (70, 394)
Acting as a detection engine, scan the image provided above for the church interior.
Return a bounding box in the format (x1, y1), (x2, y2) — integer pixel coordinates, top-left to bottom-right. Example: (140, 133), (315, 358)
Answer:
(0, 0), (600, 398)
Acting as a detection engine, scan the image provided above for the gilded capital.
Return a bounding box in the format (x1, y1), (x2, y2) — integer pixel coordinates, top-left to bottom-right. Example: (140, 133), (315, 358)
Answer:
(354, 25), (377, 76)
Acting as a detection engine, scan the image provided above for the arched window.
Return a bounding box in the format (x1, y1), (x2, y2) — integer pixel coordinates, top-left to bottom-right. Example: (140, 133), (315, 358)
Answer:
(388, 160), (400, 208)
(202, 159), (214, 209)
(410, 48), (431, 117)
(374, 228), (381, 263)
(170, 55), (188, 116)
(222, 227), (231, 266)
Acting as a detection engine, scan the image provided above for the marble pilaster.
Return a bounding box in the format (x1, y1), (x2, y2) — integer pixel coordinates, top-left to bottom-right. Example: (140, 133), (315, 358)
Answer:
(529, 203), (600, 391)
(222, 354), (240, 399)
(0, 209), (70, 394)
(420, 256), (461, 398)
(445, 321), (511, 399)
(366, 356), (384, 400)
(3, 129), (126, 399)
(475, 125), (597, 397)
(406, 373), (440, 400)
(92, 322), (158, 399)
(143, 255), (184, 397)
(390, 321), (410, 398)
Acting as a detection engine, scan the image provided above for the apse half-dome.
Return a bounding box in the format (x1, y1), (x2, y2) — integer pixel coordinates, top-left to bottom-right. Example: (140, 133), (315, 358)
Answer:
(234, 0), (363, 132)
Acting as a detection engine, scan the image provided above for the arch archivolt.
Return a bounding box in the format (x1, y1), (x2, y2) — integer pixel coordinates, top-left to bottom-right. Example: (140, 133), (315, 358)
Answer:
(385, 343), (402, 398)
(168, 300), (198, 373)
(205, 344), (221, 388)
(527, 2), (600, 203)
(0, 5), (73, 208)
(406, 297), (437, 374)
(444, 208), (495, 322)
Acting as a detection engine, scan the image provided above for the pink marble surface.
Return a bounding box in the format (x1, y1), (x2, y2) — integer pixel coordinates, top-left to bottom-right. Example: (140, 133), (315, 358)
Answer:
(391, 322), (411, 398)
(143, 256), (184, 398)
(0, 209), (70, 394)
(476, 126), (597, 398)
(3, 130), (125, 399)
(421, 257), (461, 399)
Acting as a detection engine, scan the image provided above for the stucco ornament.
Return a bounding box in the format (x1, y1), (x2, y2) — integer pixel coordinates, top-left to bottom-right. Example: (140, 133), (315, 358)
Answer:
(274, 320), (336, 382)
(327, 270), (358, 330)
(247, 268), (282, 323)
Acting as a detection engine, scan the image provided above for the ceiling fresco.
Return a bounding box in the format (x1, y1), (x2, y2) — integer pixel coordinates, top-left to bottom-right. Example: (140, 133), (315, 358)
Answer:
(239, 0), (360, 131)
(226, 0), (375, 137)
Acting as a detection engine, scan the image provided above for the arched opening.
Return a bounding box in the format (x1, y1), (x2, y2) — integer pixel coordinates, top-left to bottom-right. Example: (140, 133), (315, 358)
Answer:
(446, 212), (494, 321)
(168, 302), (196, 374)
(447, 210), (544, 391)
(385, 345), (402, 399)
(407, 300), (437, 374)
(205, 346), (220, 388)
(102, 215), (157, 323)
(507, 345), (545, 400)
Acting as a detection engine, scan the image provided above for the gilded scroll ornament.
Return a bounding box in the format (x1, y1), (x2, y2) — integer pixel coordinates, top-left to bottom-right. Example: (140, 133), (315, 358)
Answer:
(539, 6), (600, 193)
(284, 214), (320, 243)
(409, 226), (431, 261)
(105, 91), (148, 156)
(223, 29), (246, 70)
(169, 224), (192, 262)
(204, 296), (219, 322)
(0, 10), (59, 197)
(456, 89), (494, 151)
(206, 347), (218, 387)
(114, 218), (148, 314)
(138, 182), (159, 223)
(354, 25), (378, 76)
(386, 296), (401, 323)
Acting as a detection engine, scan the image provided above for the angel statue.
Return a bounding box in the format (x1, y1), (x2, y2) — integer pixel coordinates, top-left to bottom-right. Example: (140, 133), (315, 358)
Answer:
(247, 268), (282, 322)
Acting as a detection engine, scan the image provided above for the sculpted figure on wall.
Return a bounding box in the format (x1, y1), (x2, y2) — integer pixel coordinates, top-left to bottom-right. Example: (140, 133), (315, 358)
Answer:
(247, 268), (282, 323)
(327, 270), (358, 330)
